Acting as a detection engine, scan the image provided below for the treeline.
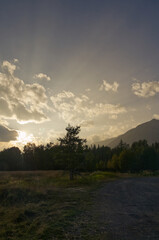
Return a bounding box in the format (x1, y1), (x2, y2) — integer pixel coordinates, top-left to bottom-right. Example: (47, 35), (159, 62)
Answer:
(0, 139), (159, 172)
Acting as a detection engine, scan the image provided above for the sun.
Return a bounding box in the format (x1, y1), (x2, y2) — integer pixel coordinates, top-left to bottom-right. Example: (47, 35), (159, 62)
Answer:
(16, 131), (34, 144)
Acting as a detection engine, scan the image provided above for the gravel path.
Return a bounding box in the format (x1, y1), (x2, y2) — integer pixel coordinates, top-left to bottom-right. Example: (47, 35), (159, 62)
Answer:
(92, 177), (159, 240)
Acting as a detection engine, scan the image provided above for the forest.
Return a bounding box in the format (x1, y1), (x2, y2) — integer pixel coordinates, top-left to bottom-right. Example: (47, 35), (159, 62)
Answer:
(0, 125), (159, 175)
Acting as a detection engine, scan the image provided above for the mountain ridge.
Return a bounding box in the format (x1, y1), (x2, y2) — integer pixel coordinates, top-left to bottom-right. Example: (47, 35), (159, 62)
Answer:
(96, 119), (159, 148)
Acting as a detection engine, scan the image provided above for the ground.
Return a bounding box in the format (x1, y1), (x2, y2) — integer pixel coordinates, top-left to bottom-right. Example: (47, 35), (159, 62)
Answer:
(89, 177), (159, 240)
(0, 171), (159, 239)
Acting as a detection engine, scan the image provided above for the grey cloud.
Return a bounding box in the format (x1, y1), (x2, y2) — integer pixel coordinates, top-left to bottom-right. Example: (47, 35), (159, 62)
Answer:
(13, 102), (48, 123)
(0, 124), (18, 142)
(0, 98), (12, 117)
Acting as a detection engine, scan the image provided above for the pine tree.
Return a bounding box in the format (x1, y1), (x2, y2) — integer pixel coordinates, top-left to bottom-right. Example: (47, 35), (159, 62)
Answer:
(58, 124), (86, 180)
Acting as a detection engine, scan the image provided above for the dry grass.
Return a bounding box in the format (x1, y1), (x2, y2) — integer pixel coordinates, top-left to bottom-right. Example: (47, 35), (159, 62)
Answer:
(0, 170), (134, 239)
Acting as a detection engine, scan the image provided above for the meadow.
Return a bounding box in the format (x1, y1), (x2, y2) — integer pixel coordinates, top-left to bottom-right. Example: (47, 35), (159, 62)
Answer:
(0, 171), (122, 240)
(1, 170), (158, 239)
(0, 171), (115, 240)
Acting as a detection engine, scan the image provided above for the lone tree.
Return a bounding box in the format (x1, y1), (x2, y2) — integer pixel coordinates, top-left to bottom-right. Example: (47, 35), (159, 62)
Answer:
(58, 124), (86, 180)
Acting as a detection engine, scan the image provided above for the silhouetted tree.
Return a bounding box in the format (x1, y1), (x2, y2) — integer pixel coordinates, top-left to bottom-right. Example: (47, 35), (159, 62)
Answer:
(0, 147), (22, 170)
(58, 124), (86, 180)
(118, 149), (136, 172)
(112, 139), (129, 156)
(142, 146), (158, 171)
(23, 143), (36, 170)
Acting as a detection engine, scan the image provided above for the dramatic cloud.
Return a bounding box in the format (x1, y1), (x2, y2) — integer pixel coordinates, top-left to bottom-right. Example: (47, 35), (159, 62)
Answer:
(0, 124), (18, 142)
(34, 73), (51, 81)
(99, 80), (119, 92)
(132, 81), (159, 98)
(50, 90), (126, 124)
(0, 60), (49, 123)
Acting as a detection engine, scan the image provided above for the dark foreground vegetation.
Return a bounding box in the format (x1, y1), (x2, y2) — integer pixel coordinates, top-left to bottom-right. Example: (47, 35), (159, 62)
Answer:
(0, 171), (159, 240)
(0, 125), (159, 174)
(0, 170), (130, 240)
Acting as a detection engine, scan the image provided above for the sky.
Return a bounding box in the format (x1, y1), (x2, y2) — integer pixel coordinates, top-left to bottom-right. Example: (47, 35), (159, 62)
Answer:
(1, 0), (159, 149)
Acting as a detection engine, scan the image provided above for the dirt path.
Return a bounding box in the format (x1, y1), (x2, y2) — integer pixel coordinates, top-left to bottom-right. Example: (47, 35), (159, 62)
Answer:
(91, 177), (159, 240)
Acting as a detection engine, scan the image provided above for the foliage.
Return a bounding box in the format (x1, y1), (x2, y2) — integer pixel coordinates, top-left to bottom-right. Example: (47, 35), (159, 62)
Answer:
(0, 147), (22, 171)
(107, 140), (159, 172)
(58, 124), (86, 179)
(0, 130), (159, 173)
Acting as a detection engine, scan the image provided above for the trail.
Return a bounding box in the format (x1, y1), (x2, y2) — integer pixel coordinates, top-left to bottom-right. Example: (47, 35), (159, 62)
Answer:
(91, 177), (159, 240)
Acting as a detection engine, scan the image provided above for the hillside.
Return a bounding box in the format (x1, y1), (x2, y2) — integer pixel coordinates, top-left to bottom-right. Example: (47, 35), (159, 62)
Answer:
(97, 119), (159, 148)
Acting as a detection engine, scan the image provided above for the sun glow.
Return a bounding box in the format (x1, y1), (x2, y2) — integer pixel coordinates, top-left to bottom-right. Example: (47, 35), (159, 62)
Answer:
(16, 131), (34, 144)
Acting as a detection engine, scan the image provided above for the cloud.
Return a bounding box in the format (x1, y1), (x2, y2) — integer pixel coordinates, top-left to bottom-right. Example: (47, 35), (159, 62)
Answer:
(2, 61), (16, 75)
(0, 97), (12, 117)
(80, 120), (94, 128)
(13, 102), (47, 123)
(13, 58), (19, 63)
(146, 105), (151, 110)
(56, 90), (75, 99)
(85, 88), (91, 92)
(88, 134), (102, 144)
(153, 114), (159, 120)
(34, 73), (51, 81)
(0, 124), (18, 142)
(0, 60), (49, 123)
(109, 114), (117, 119)
(132, 81), (159, 97)
(50, 90), (126, 124)
(99, 80), (119, 92)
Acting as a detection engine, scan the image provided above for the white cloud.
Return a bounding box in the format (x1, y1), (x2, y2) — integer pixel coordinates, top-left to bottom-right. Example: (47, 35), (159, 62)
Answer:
(2, 61), (16, 75)
(0, 124), (18, 142)
(50, 90), (126, 124)
(13, 58), (19, 63)
(56, 90), (75, 99)
(153, 114), (159, 120)
(132, 81), (159, 97)
(99, 80), (119, 92)
(0, 60), (49, 123)
(34, 73), (51, 81)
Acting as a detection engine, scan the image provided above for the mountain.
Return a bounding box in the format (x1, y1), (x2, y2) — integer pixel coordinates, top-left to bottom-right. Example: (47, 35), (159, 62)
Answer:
(97, 119), (159, 148)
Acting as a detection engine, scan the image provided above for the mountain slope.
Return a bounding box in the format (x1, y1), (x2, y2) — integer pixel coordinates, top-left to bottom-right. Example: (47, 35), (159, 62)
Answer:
(97, 119), (159, 148)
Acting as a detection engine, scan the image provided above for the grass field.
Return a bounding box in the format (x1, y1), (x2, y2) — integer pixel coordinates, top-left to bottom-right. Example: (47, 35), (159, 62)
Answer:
(0, 170), (143, 240)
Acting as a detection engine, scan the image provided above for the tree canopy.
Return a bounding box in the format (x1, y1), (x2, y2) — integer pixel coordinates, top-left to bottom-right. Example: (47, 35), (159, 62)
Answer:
(58, 124), (86, 180)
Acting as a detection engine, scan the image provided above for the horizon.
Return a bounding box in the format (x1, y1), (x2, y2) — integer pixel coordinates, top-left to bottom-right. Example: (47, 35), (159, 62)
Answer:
(1, 0), (159, 150)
